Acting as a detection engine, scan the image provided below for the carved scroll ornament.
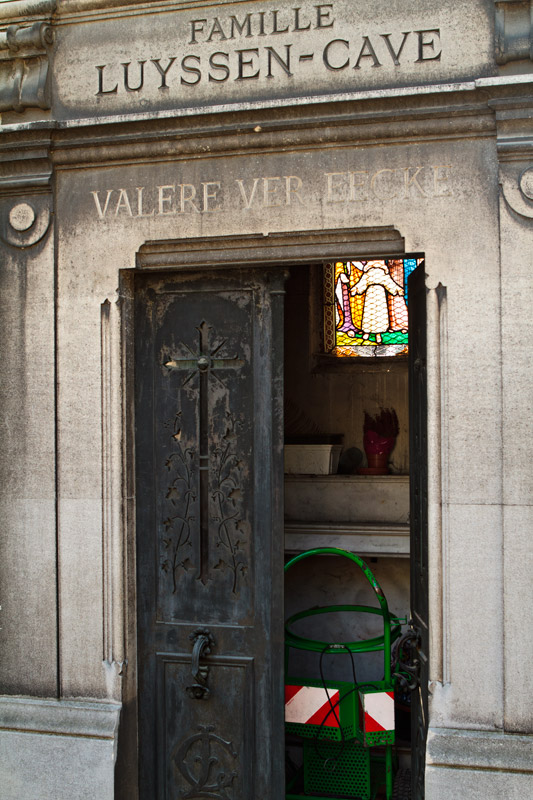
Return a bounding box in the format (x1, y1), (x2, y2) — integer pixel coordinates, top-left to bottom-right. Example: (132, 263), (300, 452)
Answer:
(0, 20), (53, 112)
(0, 197), (51, 247)
(499, 163), (533, 220)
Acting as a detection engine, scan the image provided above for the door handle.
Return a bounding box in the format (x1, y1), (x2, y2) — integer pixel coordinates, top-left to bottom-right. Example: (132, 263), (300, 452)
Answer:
(186, 627), (215, 700)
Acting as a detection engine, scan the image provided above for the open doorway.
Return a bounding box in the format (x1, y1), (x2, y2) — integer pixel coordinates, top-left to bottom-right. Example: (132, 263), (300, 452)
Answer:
(129, 232), (427, 800)
(282, 260), (424, 799)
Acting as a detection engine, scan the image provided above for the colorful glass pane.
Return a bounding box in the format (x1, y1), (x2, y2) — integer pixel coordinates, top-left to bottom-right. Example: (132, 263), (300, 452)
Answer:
(324, 258), (423, 358)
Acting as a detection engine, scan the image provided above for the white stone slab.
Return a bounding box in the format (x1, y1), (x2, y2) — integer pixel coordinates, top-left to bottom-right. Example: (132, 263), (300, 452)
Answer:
(0, 697), (120, 800)
(285, 475), (409, 523)
(431, 503), (504, 730)
(426, 766), (533, 800)
(426, 726), (533, 800)
(503, 505), (533, 732)
(0, 500), (57, 695)
(58, 498), (106, 698)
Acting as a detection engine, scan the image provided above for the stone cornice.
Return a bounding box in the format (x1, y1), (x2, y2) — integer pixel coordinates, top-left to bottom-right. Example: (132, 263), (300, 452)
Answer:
(495, 0), (533, 64)
(136, 227), (404, 271)
(0, 0), (225, 24)
(0, 128), (52, 192)
(0, 82), (503, 176)
(0, 1), (56, 23)
(46, 94), (495, 169)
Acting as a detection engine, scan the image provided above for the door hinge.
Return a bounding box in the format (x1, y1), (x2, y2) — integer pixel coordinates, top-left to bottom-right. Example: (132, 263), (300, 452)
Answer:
(392, 621), (422, 692)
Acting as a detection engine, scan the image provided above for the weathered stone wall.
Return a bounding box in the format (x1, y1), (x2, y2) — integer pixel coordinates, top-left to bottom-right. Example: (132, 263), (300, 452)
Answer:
(52, 101), (504, 722)
(1, 1), (533, 798)
(0, 190), (57, 697)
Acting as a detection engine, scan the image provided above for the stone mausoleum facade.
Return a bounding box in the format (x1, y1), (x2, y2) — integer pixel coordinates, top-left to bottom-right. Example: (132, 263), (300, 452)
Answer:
(1, 1), (533, 798)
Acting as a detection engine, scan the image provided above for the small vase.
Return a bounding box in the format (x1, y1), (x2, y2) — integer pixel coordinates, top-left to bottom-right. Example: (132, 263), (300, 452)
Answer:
(366, 452), (390, 471)
(361, 430), (396, 475)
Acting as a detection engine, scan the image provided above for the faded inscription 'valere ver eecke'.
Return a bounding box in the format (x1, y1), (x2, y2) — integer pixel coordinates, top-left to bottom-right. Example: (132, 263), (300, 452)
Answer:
(91, 165), (453, 220)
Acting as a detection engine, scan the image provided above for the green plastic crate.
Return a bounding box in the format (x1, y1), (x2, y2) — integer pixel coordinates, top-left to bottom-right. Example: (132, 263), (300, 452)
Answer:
(285, 678), (361, 743)
(304, 737), (371, 799)
(359, 687), (396, 748)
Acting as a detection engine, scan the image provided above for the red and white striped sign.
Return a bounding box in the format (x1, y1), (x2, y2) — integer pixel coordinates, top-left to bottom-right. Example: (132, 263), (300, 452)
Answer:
(285, 685), (340, 728)
(360, 690), (395, 733)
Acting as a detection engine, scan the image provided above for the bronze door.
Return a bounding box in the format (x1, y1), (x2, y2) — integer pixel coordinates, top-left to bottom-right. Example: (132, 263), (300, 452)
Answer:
(135, 267), (285, 799)
(408, 263), (429, 800)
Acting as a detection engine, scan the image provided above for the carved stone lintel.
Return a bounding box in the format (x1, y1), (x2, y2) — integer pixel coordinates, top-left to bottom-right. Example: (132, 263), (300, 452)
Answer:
(0, 21), (53, 112)
(495, 0), (533, 64)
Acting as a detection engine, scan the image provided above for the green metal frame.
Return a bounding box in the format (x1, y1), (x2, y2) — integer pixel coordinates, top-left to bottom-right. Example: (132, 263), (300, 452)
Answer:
(284, 547), (402, 800)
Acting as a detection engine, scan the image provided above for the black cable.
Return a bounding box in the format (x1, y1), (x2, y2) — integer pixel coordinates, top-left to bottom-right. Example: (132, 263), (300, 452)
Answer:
(313, 643), (379, 771)
(314, 645), (345, 769)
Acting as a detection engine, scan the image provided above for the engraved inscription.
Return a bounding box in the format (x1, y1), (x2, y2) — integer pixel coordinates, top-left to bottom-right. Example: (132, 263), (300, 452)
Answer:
(324, 164), (453, 202)
(96, 25), (441, 93)
(94, 3), (443, 98)
(90, 164), (454, 221)
(188, 5), (335, 44)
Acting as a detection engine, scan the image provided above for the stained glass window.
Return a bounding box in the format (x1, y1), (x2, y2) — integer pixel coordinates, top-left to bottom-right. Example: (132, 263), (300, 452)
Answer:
(323, 258), (422, 358)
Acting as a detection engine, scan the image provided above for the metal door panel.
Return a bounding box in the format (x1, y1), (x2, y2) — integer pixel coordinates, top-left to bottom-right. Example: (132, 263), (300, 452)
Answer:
(158, 655), (254, 799)
(135, 268), (285, 799)
(408, 262), (429, 800)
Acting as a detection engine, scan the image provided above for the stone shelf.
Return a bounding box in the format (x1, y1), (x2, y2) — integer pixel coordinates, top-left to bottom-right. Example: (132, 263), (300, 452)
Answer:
(285, 474), (409, 524)
(284, 474), (410, 557)
(284, 521), (410, 557)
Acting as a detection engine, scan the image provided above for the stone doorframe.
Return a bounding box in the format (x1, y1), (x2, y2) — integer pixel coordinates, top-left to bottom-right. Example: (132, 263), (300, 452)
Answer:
(115, 224), (408, 798)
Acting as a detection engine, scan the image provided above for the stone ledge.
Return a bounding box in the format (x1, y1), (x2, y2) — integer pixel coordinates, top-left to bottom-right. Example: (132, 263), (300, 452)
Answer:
(426, 726), (533, 773)
(0, 696), (121, 739)
(285, 521), (410, 557)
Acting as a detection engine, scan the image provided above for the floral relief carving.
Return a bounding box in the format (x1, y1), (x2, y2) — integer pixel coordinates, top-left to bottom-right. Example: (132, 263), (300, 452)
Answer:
(212, 412), (248, 595)
(161, 411), (197, 593)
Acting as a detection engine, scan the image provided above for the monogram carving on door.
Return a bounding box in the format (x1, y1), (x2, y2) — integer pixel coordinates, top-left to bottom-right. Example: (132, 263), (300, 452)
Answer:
(172, 725), (238, 800)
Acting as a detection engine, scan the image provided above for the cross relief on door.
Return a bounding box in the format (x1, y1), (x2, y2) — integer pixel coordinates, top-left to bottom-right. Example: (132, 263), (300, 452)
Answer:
(160, 319), (250, 601)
